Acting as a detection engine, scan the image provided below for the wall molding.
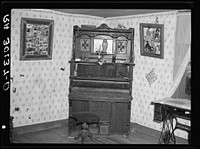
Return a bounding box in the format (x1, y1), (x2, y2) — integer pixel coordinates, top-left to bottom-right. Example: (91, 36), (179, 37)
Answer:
(105, 10), (179, 21)
(14, 119), (68, 135)
(131, 123), (188, 144)
(15, 9), (104, 20)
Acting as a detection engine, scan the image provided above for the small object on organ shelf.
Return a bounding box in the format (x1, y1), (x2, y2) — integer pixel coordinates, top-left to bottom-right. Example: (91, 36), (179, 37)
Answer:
(97, 51), (104, 64)
(98, 61), (104, 65)
(98, 53), (103, 61)
(102, 39), (108, 53)
(75, 58), (81, 61)
(80, 54), (89, 62)
(112, 55), (116, 63)
(74, 70), (77, 76)
(80, 54), (86, 61)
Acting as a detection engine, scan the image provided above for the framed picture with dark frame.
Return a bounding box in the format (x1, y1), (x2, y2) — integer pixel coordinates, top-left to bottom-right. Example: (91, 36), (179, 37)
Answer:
(140, 23), (164, 59)
(20, 18), (54, 60)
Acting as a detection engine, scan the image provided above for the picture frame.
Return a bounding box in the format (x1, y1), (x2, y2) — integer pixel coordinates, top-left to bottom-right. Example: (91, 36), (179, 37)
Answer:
(20, 18), (54, 60)
(140, 23), (164, 59)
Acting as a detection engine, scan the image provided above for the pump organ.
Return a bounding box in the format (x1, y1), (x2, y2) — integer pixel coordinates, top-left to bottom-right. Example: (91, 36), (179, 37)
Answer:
(68, 24), (135, 135)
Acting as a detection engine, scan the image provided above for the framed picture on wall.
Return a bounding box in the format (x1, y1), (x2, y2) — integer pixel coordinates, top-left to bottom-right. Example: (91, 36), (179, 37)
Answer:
(20, 18), (54, 60)
(140, 23), (164, 59)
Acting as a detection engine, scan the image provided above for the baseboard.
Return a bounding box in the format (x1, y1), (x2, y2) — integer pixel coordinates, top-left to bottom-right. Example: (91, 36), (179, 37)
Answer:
(130, 123), (160, 139)
(130, 122), (188, 144)
(14, 119), (68, 135)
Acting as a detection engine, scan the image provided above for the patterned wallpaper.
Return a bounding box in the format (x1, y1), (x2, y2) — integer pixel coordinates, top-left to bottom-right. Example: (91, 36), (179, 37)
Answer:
(10, 9), (103, 127)
(105, 11), (190, 139)
(10, 9), (189, 139)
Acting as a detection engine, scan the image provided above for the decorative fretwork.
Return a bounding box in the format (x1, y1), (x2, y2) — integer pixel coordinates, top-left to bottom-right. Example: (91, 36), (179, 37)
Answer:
(117, 40), (127, 54)
(80, 39), (90, 52)
(97, 23), (112, 30)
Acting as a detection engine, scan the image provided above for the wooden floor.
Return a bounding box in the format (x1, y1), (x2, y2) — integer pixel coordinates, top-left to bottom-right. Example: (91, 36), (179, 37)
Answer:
(13, 124), (188, 144)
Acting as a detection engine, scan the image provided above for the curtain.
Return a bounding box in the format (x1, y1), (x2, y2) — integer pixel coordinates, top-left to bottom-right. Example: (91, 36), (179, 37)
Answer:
(167, 12), (191, 97)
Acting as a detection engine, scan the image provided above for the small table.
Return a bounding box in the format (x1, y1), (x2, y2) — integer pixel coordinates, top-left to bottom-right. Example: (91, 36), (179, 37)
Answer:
(151, 97), (191, 144)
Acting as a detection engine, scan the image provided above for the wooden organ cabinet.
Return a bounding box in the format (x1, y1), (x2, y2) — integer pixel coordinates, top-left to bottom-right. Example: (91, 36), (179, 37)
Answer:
(68, 24), (135, 135)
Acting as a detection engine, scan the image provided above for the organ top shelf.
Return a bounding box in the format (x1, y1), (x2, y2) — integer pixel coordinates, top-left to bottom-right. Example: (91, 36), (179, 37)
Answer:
(69, 60), (135, 66)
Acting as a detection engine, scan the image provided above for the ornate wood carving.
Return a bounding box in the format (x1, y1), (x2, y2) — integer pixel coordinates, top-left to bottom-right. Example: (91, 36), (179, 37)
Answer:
(97, 23), (112, 30)
(69, 23), (135, 135)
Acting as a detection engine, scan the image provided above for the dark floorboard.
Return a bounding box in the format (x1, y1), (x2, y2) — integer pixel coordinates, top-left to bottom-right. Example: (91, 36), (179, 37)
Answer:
(13, 125), (188, 144)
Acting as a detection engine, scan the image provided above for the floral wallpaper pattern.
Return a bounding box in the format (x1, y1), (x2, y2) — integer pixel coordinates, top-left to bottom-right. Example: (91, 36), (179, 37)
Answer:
(106, 11), (190, 139)
(10, 9), (103, 126)
(10, 9), (189, 139)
